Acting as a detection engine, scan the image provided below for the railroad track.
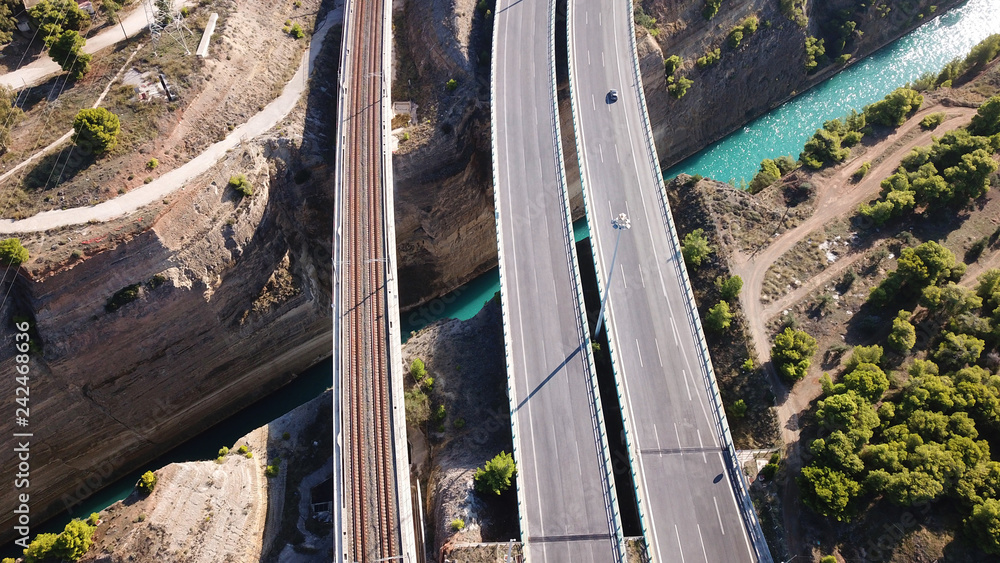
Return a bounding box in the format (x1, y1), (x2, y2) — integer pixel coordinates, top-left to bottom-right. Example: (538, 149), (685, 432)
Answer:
(340, 0), (399, 558)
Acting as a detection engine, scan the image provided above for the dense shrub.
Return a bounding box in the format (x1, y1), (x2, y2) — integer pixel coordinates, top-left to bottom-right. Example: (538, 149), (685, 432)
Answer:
(446, 78), (458, 92)
(696, 48), (721, 68)
(136, 471), (156, 494)
(702, 0), (721, 20)
(805, 36), (825, 72)
(705, 301), (732, 332)
(748, 158), (781, 193)
(105, 283), (141, 313)
(968, 95), (1000, 137)
(228, 174), (253, 197)
(663, 54), (682, 75)
(667, 76), (692, 98)
(0, 237), (28, 266)
(48, 29), (90, 78)
(864, 87), (923, 127)
(920, 112), (946, 129)
(681, 228), (713, 268)
(771, 327), (818, 382)
(474, 451), (517, 496)
(73, 108), (120, 154)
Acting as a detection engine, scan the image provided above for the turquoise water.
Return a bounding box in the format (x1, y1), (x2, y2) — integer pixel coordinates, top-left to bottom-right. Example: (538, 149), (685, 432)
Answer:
(663, 0), (1000, 185)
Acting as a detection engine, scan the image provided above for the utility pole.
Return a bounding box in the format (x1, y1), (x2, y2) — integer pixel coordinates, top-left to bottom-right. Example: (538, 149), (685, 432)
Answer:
(117, 13), (127, 40)
(594, 212), (630, 337)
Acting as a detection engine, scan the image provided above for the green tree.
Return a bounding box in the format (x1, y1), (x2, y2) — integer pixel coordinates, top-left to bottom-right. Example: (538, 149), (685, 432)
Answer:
(800, 128), (849, 169)
(935, 332), (985, 370)
(51, 519), (95, 561)
(705, 300), (733, 332)
(681, 228), (713, 268)
(804, 36), (825, 72)
(716, 274), (743, 301)
(667, 76), (693, 99)
(799, 464), (861, 520)
(72, 108), (121, 155)
(771, 327), (818, 382)
(969, 95), (1000, 136)
(23, 533), (58, 563)
(920, 283), (982, 316)
(845, 344), (883, 371)
(0, 238), (28, 266)
(962, 34), (1000, 75)
(967, 498), (1000, 554)
(728, 29), (743, 49)
(29, 0), (91, 40)
(816, 391), (879, 441)
(663, 54), (682, 75)
(864, 87), (924, 127)
(942, 149), (998, 205)
(410, 358), (427, 381)
(0, 0), (18, 45)
(843, 363), (890, 402)
(886, 469), (944, 505)
(136, 470), (156, 494)
(474, 451), (517, 496)
(730, 398), (747, 417)
(888, 310), (916, 352)
(702, 0), (721, 20)
(48, 29), (91, 79)
(748, 158), (781, 193)
(897, 241), (965, 289)
(0, 84), (21, 153)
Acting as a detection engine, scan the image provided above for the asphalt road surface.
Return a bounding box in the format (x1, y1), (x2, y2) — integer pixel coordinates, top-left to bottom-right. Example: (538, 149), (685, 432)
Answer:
(568, 1), (760, 561)
(493, 0), (625, 560)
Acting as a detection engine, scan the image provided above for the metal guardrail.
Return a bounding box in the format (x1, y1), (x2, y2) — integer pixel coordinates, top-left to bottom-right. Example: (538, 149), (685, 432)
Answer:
(563, 1), (652, 562)
(378, 0), (417, 556)
(488, 0), (528, 547)
(490, 0), (626, 559)
(331, 0), (355, 559)
(546, 0), (628, 554)
(620, 3), (774, 561)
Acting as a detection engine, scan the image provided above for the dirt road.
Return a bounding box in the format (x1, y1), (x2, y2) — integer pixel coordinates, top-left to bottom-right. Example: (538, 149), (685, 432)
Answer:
(727, 102), (977, 554)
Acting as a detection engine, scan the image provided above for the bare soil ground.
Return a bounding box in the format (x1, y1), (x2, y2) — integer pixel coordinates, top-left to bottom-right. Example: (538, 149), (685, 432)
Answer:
(80, 427), (270, 563)
(0, 0), (320, 220)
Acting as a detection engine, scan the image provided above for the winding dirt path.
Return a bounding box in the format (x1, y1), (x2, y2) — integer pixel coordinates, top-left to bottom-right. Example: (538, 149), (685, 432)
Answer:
(726, 102), (977, 555)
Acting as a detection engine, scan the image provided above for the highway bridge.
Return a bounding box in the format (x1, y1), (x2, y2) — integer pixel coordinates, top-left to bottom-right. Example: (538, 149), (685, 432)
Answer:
(491, 0), (627, 560)
(331, 0), (415, 560)
(565, 1), (773, 562)
(328, 0), (773, 558)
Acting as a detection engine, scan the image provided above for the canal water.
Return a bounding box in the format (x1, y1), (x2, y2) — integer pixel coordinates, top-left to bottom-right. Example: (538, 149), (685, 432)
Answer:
(663, 0), (1000, 185)
(12, 0), (1000, 553)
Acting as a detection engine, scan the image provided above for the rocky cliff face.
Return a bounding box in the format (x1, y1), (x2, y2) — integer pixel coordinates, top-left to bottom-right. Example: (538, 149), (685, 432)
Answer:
(0, 138), (333, 545)
(392, 0), (497, 309)
(638, 0), (965, 168)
